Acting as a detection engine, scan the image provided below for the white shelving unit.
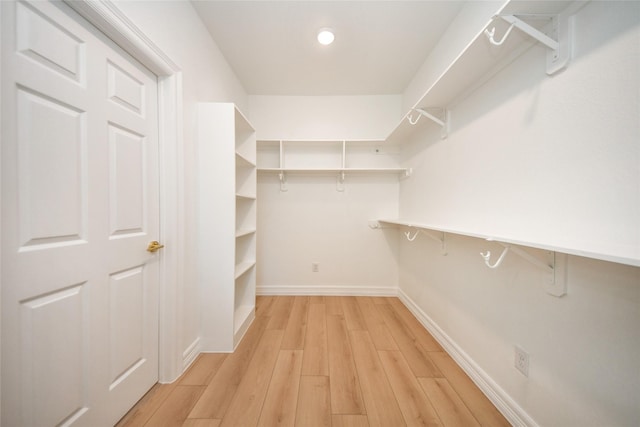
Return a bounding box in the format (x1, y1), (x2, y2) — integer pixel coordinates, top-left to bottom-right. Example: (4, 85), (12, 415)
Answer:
(198, 103), (256, 351)
(257, 140), (410, 191)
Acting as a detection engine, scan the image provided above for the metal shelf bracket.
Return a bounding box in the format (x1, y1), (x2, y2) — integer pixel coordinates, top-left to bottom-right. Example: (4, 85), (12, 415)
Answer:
(481, 240), (568, 296)
(407, 108), (449, 139)
(485, 12), (573, 75)
(278, 171), (288, 192)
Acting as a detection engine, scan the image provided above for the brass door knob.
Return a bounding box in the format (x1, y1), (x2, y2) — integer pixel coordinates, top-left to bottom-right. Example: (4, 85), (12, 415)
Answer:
(147, 240), (165, 253)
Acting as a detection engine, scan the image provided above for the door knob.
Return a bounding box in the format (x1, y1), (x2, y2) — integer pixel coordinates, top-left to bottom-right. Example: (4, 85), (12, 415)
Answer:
(147, 240), (165, 253)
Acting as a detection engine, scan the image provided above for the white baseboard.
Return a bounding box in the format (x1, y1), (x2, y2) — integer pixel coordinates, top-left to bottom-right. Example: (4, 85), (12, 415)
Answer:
(256, 285), (398, 297)
(181, 337), (201, 373)
(397, 289), (538, 427)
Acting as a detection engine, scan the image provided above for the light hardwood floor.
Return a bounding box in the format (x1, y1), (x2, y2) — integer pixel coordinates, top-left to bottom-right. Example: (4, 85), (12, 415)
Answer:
(117, 296), (510, 427)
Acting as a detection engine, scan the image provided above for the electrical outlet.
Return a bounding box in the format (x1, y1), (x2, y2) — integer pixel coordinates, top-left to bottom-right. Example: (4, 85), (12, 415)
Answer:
(514, 346), (529, 377)
(312, 262), (319, 273)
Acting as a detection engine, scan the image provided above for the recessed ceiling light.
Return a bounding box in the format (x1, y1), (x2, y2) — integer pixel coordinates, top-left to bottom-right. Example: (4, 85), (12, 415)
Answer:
(317, 28), (335, 45)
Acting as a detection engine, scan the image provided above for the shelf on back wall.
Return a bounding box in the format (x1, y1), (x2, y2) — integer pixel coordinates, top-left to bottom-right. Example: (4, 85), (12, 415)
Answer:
(257, 167), (410, 175)
(256, 139), (409, 178)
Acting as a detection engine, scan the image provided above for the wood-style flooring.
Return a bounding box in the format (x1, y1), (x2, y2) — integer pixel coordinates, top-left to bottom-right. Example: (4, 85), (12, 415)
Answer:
(117, 296), (510, 427)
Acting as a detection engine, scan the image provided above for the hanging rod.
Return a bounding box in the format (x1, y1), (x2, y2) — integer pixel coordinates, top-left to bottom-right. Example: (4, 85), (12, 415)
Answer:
(485, 15), (558, 50)
(481, 240), (553, 273)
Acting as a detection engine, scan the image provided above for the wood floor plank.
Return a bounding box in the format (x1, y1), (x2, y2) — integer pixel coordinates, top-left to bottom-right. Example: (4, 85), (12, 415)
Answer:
(220, 329), (284, 427)
(281, 296), (309, 350)
(325, 296), (344, 316)
(179, 354), (227, 385)
(377, 304), (442, 378)
(267, 296), (295, 330)
(356, 296), (398, 350)
(116, 383), (176, 427)
(378, 351), (442, 427)
(429, 352), (510, 427)
(188, 316), (268, 419)
(309, 296), (325, 304)
(418, 378), (480, 427)
(331, 415), (370, 427)
(301, 303), (329, 375)
(341, 297), (368, 330)
(388, 298), (443, 352)
(182, 420), (221, 427)
(349, 330), (406, 427)
(256, 295), (278, 317)
(326, 314), (365, 415)
(145, 385), (206, 427)
(258, 350), (304, 427)
(123, 295), (509, 427)
(295, 376), (331, 427)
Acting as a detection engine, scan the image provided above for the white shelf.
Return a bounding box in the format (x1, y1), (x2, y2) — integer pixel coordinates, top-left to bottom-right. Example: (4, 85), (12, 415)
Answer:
(236, 193), (256, 201)
(257, 139), (407, 184)
(235, 228), (256, 238)
(235, 260), (256, 279)
(386, 0), (577, 145)
(258, 167), (409, 175)
(377, 219), (640, 268)
(236, 152), (256, 168)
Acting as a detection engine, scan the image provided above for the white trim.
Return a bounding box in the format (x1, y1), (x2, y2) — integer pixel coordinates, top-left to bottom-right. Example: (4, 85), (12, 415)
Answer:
(256, 285), (398, 297)
(64, 0), (184, 383)
(0, 3), (3, 421)
(182, 337), (201, 372)
(397, 288), (538, 427)
(63, 0), (178, 76)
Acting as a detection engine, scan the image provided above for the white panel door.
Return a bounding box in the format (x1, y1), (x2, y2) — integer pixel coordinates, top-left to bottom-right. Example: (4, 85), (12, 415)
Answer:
(1, 1), (160, 425)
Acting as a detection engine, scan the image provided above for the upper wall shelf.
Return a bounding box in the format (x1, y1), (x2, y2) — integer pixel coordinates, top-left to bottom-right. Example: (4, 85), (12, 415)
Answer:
(257, 139), (410, 191)
(386, 0), (580, 145)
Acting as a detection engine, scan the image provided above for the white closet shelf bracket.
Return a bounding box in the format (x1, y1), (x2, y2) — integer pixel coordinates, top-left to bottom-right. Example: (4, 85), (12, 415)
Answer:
(480, 239), (567, 296)
(278, 171), (288, 192)
(336, 171), (346, 192)
(404, 227), (447, 255)
(406, 108), (449, 139)
(484, 12), (572, 75)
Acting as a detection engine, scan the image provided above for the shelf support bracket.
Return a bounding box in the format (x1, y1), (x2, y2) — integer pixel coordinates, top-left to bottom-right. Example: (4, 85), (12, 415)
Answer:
(481, 240), (567, 296)
(487, 12), (573, 75)
(278, 171), (288, 192)
(403, 227), (447, 255)
(420, 229), (448, 255)
(407, 108), (449, 139)
(336, 171), (346, 192)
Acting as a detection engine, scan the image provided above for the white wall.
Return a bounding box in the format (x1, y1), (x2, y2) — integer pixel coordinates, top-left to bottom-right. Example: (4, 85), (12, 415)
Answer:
(249, 95), (401, 141)
(398, 1), (640, 425)
(113, 0), (248, 371)
(257, 174), (400, 294)
(251, 96), (402, 294)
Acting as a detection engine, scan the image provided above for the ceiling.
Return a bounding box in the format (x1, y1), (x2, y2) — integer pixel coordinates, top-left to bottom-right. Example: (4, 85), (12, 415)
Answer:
(191, 1), (466, 96)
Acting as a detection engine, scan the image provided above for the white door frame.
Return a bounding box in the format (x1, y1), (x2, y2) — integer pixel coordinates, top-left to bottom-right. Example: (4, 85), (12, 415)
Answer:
(61, 0), (185, 383)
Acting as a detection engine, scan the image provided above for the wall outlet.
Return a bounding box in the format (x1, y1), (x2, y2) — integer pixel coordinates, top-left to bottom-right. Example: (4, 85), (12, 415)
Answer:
(312, 262), (319, 272)
(514, 346), (529, 377)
